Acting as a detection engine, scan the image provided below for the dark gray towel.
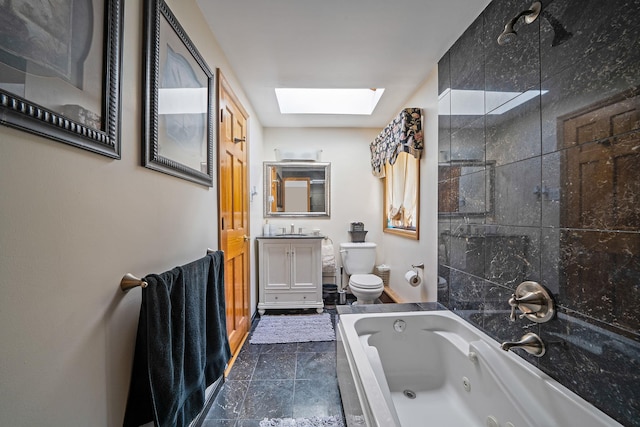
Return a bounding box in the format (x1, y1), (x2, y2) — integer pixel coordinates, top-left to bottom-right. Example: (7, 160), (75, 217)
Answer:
(123, 252), (231, 427)
(203, 251), (232, 384)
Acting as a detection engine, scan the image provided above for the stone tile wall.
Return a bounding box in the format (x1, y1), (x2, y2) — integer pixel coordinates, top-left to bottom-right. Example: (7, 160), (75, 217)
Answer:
(437, 1), (640, 425)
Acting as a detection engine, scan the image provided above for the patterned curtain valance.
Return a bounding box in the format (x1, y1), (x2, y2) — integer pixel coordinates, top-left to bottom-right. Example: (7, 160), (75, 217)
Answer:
(370, 108), (423, 178)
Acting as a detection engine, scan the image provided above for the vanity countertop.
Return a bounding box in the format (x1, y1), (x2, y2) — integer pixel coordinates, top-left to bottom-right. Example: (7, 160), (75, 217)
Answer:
(256, 234), (325, 239)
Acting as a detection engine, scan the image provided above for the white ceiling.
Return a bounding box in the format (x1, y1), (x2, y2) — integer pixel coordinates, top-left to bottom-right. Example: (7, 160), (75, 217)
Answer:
(196, 0), (492, 128)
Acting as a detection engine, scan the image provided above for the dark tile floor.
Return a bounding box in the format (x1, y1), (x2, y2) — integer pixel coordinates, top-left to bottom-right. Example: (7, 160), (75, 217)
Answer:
(201, 306), (346, 427)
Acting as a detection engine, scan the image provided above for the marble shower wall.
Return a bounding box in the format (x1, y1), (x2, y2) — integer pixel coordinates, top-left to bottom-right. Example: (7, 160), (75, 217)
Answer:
(437, 0), (640, 425)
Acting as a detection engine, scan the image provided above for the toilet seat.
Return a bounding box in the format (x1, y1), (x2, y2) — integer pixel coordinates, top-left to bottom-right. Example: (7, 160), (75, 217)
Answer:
(350, 274), (383, 289)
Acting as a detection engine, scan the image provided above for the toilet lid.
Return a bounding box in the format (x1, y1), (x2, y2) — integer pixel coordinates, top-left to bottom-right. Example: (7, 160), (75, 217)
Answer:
(350, 274), (383, 289)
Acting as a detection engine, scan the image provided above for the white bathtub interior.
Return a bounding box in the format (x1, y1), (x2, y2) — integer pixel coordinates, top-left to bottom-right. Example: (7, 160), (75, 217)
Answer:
(337, 310), (622, 427)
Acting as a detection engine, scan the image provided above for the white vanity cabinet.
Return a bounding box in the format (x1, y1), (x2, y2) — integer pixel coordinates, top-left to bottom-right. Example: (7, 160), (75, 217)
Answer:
(257, 237), (324, 315)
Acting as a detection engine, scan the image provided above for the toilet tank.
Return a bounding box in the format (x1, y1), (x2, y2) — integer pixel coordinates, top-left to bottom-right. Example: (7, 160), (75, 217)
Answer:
(339, 242), (377, 275)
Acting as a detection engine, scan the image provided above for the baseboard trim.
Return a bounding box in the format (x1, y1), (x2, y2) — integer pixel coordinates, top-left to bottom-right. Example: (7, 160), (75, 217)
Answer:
(224, 331), (249, 378)
(380, 285), (405, 303)
(191, 376), (224, 427)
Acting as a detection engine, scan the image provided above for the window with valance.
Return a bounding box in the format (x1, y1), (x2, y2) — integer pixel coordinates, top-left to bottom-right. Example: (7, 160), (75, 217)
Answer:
(369, 107), (423, 178)
(370, 108), (423, 238)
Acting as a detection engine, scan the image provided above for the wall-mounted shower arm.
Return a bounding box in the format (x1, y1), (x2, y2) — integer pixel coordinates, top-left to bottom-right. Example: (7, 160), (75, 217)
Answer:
(497, 1), (542, 45)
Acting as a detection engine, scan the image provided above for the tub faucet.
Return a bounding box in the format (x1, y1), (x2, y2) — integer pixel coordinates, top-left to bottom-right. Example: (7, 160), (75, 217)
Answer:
(501, 332), (546, 357)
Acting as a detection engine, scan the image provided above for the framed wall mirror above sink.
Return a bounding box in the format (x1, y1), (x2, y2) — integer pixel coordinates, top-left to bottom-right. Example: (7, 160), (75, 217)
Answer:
(264, 162), (331, 218)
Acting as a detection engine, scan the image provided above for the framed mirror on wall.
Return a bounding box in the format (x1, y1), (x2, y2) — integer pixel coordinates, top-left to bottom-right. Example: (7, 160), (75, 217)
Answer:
(142, 0), (215, 186)
(263, 162), (331, 218)
(383, 151), (420, 239)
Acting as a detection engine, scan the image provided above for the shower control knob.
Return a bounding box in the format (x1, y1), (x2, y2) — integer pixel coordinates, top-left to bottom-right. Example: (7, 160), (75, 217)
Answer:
(507, 281), (555, 323)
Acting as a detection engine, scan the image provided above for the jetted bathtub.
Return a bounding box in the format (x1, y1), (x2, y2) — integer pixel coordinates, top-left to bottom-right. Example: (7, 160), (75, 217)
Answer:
(336, 310), (622, 427)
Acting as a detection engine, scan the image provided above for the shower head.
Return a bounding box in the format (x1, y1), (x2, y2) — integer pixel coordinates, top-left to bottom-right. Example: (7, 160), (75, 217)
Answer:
(497, 31), (518, 46)
(497, 1), (542, 46)
(497, 19), (519, 45)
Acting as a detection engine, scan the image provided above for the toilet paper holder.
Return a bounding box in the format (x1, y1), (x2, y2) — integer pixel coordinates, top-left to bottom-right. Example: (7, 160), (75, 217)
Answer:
(407, 263), (424, 286)
(404, 267), (422, 287)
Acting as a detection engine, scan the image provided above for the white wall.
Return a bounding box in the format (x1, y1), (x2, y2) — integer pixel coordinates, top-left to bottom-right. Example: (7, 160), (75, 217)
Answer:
(379, 66), (439, 302)
(248, 119), (265, 318)
(0, 0), (263, 425)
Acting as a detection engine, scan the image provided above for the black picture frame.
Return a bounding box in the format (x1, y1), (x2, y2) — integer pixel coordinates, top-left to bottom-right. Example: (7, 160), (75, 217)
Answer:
(142, 0), (215, 187)
(0, 0), (123, 159)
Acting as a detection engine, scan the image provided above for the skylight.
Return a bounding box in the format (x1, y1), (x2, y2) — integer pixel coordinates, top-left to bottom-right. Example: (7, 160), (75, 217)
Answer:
(275, 88), (385, 115)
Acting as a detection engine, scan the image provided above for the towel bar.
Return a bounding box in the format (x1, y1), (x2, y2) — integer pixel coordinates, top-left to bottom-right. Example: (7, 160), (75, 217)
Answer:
(120, 273), (148, 292)
(122, 249), (219, 292)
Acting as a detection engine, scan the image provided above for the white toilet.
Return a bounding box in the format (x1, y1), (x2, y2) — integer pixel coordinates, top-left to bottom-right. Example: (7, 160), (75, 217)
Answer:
(339, 242), (384, 304)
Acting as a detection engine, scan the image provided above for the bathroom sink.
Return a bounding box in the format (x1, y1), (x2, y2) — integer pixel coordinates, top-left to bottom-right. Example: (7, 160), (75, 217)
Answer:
(275, 233), (312, 237)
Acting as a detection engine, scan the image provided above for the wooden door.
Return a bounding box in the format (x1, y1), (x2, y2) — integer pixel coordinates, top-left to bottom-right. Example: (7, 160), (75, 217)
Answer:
(218, 72), (250, 356)
(559, 90), (640, 329)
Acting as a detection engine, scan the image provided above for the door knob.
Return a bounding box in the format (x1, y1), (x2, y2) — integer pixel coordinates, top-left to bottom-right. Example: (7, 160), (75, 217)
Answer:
(243, 235), (250, 242)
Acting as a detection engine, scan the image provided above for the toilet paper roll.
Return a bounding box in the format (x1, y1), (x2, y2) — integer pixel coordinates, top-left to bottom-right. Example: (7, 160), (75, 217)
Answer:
(404, 270), (421, 287)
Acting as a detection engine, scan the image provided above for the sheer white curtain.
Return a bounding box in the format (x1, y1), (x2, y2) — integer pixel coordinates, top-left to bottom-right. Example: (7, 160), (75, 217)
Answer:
(385, 152), (418, 228)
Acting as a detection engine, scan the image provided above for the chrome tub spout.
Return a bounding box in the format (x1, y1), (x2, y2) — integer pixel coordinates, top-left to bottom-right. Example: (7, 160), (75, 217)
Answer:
(501, 332), (545, 357)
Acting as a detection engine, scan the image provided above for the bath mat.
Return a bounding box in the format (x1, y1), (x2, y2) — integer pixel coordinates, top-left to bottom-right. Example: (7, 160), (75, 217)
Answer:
(249, 313), (335, 344)
(259, 416), (344, 427)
